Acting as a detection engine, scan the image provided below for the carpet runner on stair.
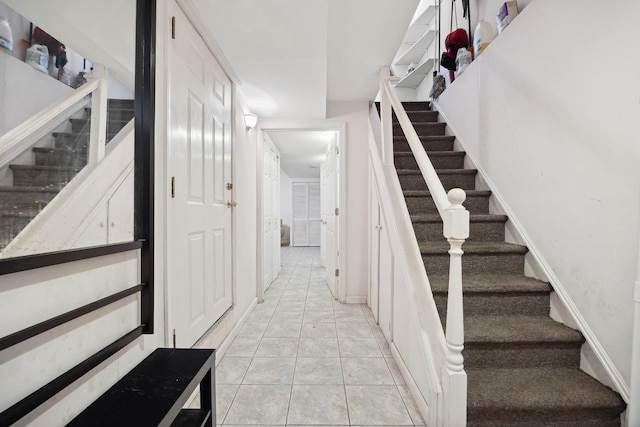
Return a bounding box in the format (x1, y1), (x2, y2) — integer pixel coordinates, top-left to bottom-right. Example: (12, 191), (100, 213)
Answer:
(0, 99), (134, 251)
(393, 101), (625, 426)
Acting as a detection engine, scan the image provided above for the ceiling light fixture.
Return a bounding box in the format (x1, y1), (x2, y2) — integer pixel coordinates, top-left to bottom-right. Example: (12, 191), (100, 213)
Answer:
(244, 113), (258, 130)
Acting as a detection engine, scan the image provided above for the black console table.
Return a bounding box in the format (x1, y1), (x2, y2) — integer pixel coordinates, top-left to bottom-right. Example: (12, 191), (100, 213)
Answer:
(67, 348), (215, 427)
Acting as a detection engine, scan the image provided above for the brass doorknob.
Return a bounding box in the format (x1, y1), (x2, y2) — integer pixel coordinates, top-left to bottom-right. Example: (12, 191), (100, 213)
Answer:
(226, 200), (237, 208)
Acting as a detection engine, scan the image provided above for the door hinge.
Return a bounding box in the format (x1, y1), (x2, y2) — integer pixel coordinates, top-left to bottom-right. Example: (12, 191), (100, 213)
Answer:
(226, 182), (233, 190)
(171, 176), (176, 198)
(171, 17), (176, 39)
(335, 207), (339, 216)
(335, 146), (339, 155)
(335, 268), (340, 277)
(172, 329), (177, 348)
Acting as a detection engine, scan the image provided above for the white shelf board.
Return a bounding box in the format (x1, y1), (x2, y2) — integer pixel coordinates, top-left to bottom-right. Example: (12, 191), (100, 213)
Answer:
(399, 5), (437, 48)
(411, 5), (436, 27)
(394, 30), (435, 66)
(394, 58), (435, 88)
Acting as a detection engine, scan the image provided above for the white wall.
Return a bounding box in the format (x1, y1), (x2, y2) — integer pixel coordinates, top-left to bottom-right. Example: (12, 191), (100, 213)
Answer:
(0, 53), (72, 135)
(326, 101), (371, 302)
(436, 0), (640, 395)
(280, 169), (292, 246)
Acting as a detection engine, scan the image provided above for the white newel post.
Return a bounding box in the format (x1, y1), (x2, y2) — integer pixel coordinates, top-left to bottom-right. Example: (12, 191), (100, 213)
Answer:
(379, 66), (398, 167)
(442, 188), (469, 426)
(85, 64), (109, 164)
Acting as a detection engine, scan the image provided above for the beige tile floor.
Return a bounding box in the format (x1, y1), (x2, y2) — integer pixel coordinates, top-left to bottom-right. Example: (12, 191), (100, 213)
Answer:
(212, 246), (425, 426)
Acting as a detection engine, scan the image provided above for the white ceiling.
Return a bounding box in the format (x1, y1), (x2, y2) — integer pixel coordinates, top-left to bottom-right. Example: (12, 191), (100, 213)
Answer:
(192, 0), (419, 120)
(267, 130), (337, 179)
(193, 0), (419, 175)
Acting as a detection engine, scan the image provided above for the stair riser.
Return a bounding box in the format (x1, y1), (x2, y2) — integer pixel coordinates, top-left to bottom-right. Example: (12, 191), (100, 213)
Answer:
(399, 173), (476, 191)
(393, 111), (439, 123)
(12, 169), (80, 187)
(394, 138), (454, 152)
(108, 99), (135, 109)
(109, 110), (134, 122)
(467, 409), (622, 426)
(413, 220), (505, 241)
(0, 191), (57, 207)
(423, 253), (525, 275)
(435, 293), (549, 316)
(463, 344), (581, 369)
(395, 153), (464, 170)
(0, 216), (31, 245)
(34, 152), (87, 168)
(71, 119), (131, 134)
(54, 134), (89, 151)
(405, 194), (491, 215)
(394, 122), (446, 136)
(400, 102), (431, 111)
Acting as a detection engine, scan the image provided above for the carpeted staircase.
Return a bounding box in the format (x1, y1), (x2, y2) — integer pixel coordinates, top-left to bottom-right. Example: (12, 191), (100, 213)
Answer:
(393, 101), (626, 426)
(0, 99), (134, 251)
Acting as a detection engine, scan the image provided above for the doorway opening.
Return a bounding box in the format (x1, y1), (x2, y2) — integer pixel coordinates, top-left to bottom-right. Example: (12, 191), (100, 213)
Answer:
(258, 125), (344, 303)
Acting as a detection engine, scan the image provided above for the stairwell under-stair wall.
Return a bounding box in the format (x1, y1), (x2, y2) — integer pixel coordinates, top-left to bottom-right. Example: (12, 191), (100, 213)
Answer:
(433, 0), (640, 408)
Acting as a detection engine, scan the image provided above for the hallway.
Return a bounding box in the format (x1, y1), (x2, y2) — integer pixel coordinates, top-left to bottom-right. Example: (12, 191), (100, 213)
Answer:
(214, 246), (425, 426)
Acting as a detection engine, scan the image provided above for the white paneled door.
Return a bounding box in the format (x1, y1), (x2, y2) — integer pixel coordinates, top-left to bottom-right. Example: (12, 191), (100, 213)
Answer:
(167, 3), (233, 348)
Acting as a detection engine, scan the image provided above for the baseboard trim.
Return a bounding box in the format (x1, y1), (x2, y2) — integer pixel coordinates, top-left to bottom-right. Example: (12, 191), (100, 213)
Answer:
(433, 102), (630, 403)
(215, 298), (258, 362)
(344, 296), (367, 304)
(390, 341), (433, 426)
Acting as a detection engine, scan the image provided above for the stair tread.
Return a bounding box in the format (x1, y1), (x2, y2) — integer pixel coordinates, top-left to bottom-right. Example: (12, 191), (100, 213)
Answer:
(0, 185), (61, 193)
(1, 210), (40, 218)
(429, 273), (550, 293)
(411, 213), (507, 223)
(393, 135), (454, 140)
(464, 315), (583, 343)
(52, 132), (87, 137)
(467, 368), (625, 412)
(404, 189), (491, 197)
(397, 168), (477, 175)
(32, 147), (85, 154)
(419, 241), (528, 254)
(9, 164), (83, 172)
(394, 151), (464, 157)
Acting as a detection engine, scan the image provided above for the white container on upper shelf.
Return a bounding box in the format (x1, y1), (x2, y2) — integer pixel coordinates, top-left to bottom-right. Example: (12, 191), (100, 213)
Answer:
(0, 17), (13, 55)
(26, 44), (49, 73)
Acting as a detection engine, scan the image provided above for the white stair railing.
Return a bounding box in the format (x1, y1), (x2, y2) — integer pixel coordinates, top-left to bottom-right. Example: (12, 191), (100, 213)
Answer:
(379, 66), (469, 426)
(0, 64), (109, 169)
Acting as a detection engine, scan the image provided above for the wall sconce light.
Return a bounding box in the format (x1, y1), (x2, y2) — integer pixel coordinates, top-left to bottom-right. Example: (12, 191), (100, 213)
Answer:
(244, 113), (258, 130)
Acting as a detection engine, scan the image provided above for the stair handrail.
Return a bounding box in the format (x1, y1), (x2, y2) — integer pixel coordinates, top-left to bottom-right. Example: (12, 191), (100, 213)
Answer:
(379, 65), (469, 426)
(0, 64), (109, 170)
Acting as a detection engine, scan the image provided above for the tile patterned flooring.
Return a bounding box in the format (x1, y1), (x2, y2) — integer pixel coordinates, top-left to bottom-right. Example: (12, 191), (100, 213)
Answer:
(212, 246), (426, 426)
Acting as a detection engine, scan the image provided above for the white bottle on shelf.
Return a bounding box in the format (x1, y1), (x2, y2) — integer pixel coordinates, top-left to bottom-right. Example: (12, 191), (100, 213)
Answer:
(473, 20), (494, 58)
(0, 17), (13, 55)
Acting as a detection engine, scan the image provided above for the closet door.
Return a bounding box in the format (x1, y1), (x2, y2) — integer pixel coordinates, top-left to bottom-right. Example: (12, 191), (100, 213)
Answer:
(292, 182), (321, 246)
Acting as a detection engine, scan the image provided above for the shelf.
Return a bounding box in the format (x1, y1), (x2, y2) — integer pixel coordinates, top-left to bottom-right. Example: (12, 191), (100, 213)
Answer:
(412, 5), (437, 27)
(391, 4), (438, 90)
(395, 30), (435, 66)
(394, 58), (435, 88)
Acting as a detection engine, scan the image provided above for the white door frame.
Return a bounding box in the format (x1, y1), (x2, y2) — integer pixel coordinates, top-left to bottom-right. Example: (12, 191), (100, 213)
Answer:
(256, 121), (347, 303)
(261, 134), (281, 292)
